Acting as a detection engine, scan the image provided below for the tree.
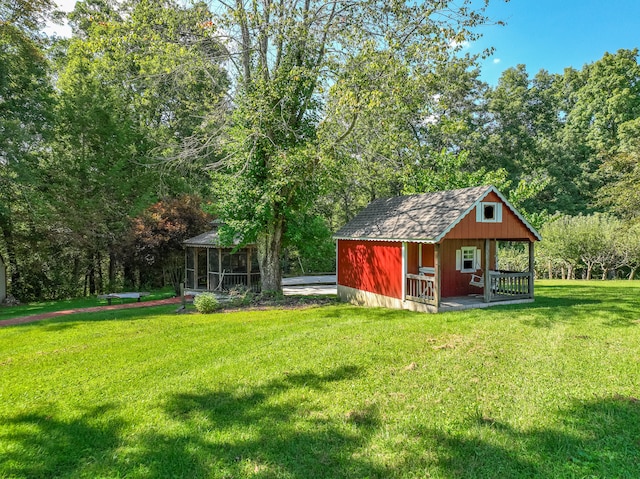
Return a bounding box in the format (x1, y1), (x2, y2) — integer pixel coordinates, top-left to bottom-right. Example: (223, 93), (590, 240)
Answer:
(538, 213), (623, 280)
(617, 222), (640, 280)
(538, 215), (582, 279)
(122, 196), (212, 293)
(43, 0), (228, 295)
(207, 0), (496, 292)
(565, 49), (640, 214)
(0, 0), (57, 296)
(598, 118), (640, 219)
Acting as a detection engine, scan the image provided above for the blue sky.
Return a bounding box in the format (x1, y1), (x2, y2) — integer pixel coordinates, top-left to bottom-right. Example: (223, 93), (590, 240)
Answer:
(49, 0), (639, 85)
(471, 0), (640, 84)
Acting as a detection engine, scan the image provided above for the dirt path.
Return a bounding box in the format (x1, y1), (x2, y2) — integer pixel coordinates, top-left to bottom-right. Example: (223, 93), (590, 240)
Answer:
(0, 297), (184, 328)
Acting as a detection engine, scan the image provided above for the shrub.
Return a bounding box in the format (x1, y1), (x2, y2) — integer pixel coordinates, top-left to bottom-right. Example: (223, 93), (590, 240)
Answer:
(193, 292), (219, 313)
(228, 284), (255, 306)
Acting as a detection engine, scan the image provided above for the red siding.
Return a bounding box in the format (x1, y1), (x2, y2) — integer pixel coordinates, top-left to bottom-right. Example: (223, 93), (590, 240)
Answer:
(446, 192), (536, 241)
(421, 244), (435, 268)
(337, 240), (403, 299)
(441, 239), (497, 297)
(407, 243), (419, 274)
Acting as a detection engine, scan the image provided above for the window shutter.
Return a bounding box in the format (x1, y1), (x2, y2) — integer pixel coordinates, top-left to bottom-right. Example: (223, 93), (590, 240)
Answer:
(475, 249), (481, 270)
(496, 203), (503, 222)
(476, 205), (482, 222)
(455, 250), (461, 271)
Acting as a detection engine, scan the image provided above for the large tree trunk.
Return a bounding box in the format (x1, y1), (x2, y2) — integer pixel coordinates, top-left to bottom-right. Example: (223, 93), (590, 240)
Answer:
(258, 216), (284, 293)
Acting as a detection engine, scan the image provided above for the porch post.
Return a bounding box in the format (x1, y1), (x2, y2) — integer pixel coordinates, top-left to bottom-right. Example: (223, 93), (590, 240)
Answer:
(193, 248), (198, 289)
(184, 248), (188, 289)
(206, 248), (211, 290)
(528, 241), (535, 298)
(217, 248), (222, 290)
(434, 243), (441, 309)
(401, 242), (407, 300)
(247, 248), (252, 288)
(483, 239), (491, 303)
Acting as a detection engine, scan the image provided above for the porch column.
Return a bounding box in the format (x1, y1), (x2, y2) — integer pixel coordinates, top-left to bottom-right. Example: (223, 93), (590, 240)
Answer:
(483, 239), (491, 303)
(247, 248), (252, 288)
(206, 248), (211, 290)
(401, 242), (407, 300)
(434, 243), (441, 309)
(184, 248), (189, 289)
(217, 248), (222, 290)
(528, 241), (535, 298)
(192, 248), (198, 289)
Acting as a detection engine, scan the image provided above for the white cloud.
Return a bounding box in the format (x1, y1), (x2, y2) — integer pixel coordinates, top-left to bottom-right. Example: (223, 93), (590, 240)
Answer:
(493, 58), (501, 64)
(55, 0), (77, 12)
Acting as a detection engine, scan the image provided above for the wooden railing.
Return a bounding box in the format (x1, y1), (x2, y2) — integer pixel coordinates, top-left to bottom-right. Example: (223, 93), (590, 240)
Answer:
(209, 272), (262, 292)
(406, 273), (436, 305)
(489, 271), (532, 300)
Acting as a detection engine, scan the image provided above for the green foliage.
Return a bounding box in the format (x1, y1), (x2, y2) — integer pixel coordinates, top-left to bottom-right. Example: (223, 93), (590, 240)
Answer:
(4, 0), (229, 299)
(538, 213), (630, 279)
(193, 292), (219, 313)
(598, 117), (640, 218)
(1, 282), (640, 477)
(402, 150), (510, 195)
(207, 0), (495, 291)
(4, 0), (640, 302)
(121, 195), (213, 293)
(497, 243), (529, 272)
(284, 214), (336, 274)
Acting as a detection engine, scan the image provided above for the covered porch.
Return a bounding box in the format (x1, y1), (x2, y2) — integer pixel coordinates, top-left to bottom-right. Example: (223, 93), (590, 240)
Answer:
(404, 239), (535, 311)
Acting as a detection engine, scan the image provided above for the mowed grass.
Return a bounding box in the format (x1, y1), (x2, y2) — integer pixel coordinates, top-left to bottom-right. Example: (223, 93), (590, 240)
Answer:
(0, 281), (639, 478)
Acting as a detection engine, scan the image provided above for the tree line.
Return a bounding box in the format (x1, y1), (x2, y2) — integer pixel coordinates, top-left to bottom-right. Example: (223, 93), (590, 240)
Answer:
(1, 0), (639, 301)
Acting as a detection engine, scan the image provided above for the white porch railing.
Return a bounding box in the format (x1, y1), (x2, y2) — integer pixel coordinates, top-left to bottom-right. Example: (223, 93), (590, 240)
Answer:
(489, 271), (532, 300)
(406, 273), (436, 305)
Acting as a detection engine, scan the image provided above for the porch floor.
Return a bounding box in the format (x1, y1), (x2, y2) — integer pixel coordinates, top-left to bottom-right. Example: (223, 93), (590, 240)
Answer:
(439, 294), (533, 312)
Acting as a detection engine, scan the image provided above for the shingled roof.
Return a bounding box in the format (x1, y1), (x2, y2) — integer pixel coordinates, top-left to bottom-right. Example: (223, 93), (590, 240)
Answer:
(333, 185), (540, 243)
(183, 223), (251, 248)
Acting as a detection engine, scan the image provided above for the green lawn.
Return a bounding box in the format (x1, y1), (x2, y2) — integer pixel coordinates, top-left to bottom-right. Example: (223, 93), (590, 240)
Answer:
(1, 281), (639, 478)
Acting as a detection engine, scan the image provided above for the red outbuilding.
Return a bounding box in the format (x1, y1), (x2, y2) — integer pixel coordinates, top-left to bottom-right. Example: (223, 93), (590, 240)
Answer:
(333, 185), (541, 312)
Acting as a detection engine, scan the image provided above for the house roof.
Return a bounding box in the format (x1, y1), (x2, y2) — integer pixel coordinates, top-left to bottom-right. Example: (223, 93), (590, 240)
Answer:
(183, 227), (253, 248)
(183, 230), (224, 248)
(333, 185), (541, 243)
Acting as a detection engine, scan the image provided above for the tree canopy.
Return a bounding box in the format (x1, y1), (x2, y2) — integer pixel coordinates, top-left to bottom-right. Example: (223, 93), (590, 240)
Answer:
(2, 1), (640, 300)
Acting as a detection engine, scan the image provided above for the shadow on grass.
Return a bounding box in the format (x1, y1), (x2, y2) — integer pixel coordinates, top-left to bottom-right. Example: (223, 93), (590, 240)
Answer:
(3, 379), (639, 477)
(0, 365), (383, 478)
(410, 395), (640, 478)
(135, 364), (386, 478)
(0, 404), (123, 478)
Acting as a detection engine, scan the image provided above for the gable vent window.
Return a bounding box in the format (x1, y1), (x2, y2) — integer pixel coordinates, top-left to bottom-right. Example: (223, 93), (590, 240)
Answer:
(477, 202), (502, 223)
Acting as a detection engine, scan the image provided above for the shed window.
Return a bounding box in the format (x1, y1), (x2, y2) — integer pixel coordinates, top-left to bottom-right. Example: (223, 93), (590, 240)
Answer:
(477, 202), (502, 223)
(462, 248), (475, 270)
(456, 246), (481, 272)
